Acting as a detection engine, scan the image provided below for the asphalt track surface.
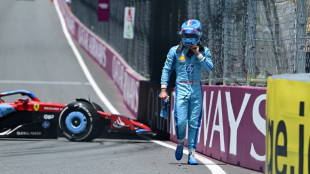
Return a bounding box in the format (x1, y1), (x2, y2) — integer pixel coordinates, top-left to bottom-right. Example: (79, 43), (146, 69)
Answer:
(0, 1), (262, 174)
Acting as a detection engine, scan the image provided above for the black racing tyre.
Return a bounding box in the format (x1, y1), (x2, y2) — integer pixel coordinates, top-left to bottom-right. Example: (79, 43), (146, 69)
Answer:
(59, 101), (101, 141)
(91, 102), (104, 112)
(91, 102), (110, 127)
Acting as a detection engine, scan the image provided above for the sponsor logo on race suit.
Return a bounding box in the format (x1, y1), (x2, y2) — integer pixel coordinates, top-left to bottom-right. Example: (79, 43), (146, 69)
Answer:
(179, 55), (185, 62)
(186, 64), (194, 74)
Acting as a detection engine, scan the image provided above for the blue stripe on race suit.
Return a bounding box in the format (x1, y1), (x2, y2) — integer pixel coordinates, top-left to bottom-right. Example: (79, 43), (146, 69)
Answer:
(164, 58), (176, 85)
(197, 83), (203, 130)
(174, 85), (179, 140)
(188, 84), (203, 149)
(170, 55), (176, 76)
(205, 60), (213, 71)
(161, 49), (177, 86)
(200, 56), (213, 72)
(193, 101), (203, 149)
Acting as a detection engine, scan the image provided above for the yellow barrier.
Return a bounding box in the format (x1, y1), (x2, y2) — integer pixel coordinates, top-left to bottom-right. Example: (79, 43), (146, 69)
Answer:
(266, 74), (310, 174)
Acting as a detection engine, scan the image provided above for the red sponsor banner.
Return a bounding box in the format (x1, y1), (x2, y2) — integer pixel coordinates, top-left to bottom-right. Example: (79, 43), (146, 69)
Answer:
(97, 0), (109, 22)
(170, 86), (266, 172)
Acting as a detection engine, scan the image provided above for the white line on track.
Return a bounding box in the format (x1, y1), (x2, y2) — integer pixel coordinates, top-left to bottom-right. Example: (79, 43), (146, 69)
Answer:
(0, 80), (90, 85)
(54, 1), (226, 173)
(143, 136), (227, 174)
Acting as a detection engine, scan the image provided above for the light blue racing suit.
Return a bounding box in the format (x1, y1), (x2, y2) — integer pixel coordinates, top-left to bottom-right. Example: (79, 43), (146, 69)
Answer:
(161, 44), (213, 150)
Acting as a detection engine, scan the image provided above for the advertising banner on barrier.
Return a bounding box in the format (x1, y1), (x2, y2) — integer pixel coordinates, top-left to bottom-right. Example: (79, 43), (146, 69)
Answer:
(138, 83), (266, 172)
(98, 0), (109, 22)
(57, 0), (142, 119)
(266, 74), (310, 174)
(169, 86), (266, 172)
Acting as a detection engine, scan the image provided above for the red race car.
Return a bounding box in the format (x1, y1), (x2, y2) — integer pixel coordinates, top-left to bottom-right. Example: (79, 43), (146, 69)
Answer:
(0, 90), (153, 141)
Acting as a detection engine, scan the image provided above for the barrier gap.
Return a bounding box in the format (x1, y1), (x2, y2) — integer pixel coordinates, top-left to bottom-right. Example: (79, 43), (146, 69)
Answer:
(299, 102), (304, 117)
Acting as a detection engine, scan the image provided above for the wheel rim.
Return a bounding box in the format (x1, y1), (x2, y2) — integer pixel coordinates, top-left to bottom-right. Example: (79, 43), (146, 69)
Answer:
(65, 111), (87, 134)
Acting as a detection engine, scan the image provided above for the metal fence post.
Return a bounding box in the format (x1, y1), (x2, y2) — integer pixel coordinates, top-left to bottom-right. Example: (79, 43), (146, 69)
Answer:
(246, 0), (257, 86)
(222, 0), (231, 85)
(296, 0), (307, 73)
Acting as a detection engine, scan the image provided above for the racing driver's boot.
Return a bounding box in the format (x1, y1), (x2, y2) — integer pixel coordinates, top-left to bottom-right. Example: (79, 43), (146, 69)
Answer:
(175, 139), (184, 160)
(188, 149), (198, 165)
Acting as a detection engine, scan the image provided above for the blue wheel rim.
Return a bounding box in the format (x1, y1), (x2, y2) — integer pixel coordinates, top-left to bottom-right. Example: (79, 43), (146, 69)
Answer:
(65, 111), (87, 134)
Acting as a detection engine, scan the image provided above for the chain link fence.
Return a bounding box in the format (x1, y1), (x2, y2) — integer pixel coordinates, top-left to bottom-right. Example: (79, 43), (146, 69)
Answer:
(70, 0), (310, 86)
(70, 0), (152, 79)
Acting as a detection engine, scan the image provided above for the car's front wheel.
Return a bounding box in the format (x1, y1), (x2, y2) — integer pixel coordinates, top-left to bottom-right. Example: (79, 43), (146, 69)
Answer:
(59, 101), (101, 141)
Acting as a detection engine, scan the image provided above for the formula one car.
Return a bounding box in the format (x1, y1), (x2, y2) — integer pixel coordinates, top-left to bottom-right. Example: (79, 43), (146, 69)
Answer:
(0, 90), (153, 141)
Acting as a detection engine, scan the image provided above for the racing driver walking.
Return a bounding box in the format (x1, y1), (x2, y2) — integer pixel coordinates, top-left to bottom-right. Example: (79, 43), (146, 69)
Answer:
(160, 19), (213, 165)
